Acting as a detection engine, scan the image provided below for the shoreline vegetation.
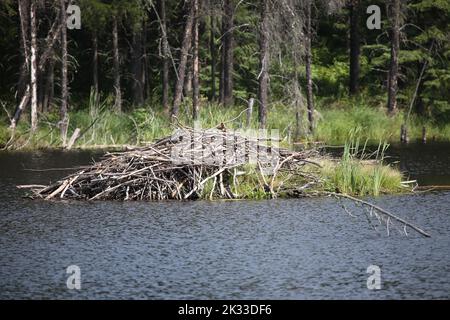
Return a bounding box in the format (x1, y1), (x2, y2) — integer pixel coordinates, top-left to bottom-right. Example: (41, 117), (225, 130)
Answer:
(4, 95), (446, 200)
(4, 94), (444, 204)
(2, 96), (450, 151)
(13, 110), (413, 199)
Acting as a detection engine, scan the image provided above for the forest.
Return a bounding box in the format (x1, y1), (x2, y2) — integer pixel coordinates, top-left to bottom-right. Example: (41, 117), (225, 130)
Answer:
(0, 0), (449, 149)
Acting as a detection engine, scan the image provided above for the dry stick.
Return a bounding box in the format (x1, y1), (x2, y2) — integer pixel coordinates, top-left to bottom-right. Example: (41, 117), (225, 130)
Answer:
(269, 153), (299, 191)
(326, 192), (430, 237)
(257, 161), (273, 196)
(89, 178), (141, 200)
(45, 179), (70, 200)
(17, 184), (47, 189)
(210, 176), (217, 200)
(60, 172), (84, 198)
(184, 164), (238, 199)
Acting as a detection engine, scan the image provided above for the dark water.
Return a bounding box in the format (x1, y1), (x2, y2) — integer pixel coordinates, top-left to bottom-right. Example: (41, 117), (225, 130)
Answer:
(386, 142), (450, 186)
(0, 146), (449, 299)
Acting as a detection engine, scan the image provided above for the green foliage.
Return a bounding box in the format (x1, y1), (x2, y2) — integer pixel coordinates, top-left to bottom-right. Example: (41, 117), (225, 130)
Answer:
(314, 96), (450, 144)
(0, 0), (449, 150)
(79, 0), (110, 32)
(320, 129), (404, 196)
(3, 96), (450, 150)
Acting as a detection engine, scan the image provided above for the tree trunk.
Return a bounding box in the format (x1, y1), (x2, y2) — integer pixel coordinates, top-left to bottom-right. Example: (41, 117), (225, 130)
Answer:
(92, 30), (99, 98)
(258, 0), (269, 128)
(387, 0), (400, 114)
(219, 15), (225, 105)
(171, 0), (195, 118)
(60, 0), (69, 146)
(305, 0), (314, 134)
(209, 7), (216, 101)
(112, 16), (122, 113)
(192, 0), (200, 120)
(160, 0), (170, 112)
(30, 0), (38, 132)
(349, 0), (360, 95)
(43, 52), (55, 113)
(143, 20), (150, 101)
(293, 51), (302, 141)
(10, 16), (63, 129)
(184, 58), (193, 97)
(17, 0), (30, 104)
(131, 25), (145, 106)
(222, 0), (234, 107)
(38, 63), (46, 113)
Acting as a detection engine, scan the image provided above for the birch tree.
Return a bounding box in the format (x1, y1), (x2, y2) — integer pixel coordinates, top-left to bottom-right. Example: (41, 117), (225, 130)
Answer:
(387, 0), (401, 114)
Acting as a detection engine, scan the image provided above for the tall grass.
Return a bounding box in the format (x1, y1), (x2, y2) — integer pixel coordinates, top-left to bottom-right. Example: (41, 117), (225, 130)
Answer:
(314, 98), (450, 144)
(2, 94), (450, 149)
(320, 129), (404, 196)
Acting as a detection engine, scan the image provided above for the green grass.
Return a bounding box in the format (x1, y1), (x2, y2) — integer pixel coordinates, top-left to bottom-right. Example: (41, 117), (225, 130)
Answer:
(314, 98), (450, 145)
(319, 130), (404, 196)
(2, 94), (450, 149)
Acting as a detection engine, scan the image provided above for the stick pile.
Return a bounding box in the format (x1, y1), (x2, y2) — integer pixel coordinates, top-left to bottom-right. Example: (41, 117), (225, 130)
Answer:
(18, 125), (432, 237)
(21, 126), (319, 201)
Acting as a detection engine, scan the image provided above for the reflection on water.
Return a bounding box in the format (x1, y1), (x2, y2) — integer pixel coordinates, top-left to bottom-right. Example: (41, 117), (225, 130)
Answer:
(0, 148), (449, 299)
(386, 142), (450, 186)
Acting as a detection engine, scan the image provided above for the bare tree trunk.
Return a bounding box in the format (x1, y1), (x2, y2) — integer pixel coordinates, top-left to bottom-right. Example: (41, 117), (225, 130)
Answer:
(60, 0), (69, 146)
(112, 16), (122, 113)
(219, 15), (225, 105)
(160, 0), (170, 112)
(17, 0), (30, 105)
(387, 0), (400, 114)
(305, 0), (314, 134)
(222, 0), (234, 106)
(92, 30), (99, 98)
(258, 0), (269, 128)
(131, 25), (145, 106)
(184, 58), (193, 96)
(30, 0), (38, 132)
(38, 64), (46, 113)
(349, 0), (360, 95)
(171, 0), (195, 118)
(209, 7), (216, 101)
(10, 14), (63, 129)
(192, 0), (200, 120)
(293, 51), (302, 141)
(43, 52), (55, 113)
(143, 20), (150, 101)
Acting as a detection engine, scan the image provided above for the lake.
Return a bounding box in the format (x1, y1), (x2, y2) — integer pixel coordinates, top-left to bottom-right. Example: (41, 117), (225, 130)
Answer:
(0, 143), (449, 299)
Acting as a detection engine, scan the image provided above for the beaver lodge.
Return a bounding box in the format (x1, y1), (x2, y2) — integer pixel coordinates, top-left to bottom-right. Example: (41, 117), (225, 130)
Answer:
(18, 123), (430, 237)
(21, 124), (321, 201)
